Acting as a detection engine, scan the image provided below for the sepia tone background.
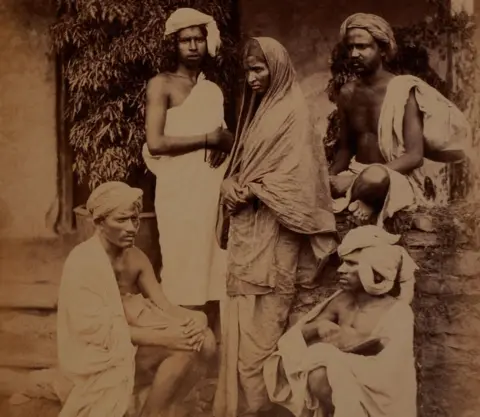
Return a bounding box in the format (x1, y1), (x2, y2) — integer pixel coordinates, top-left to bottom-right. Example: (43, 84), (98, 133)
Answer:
(0, 0), (479, 416)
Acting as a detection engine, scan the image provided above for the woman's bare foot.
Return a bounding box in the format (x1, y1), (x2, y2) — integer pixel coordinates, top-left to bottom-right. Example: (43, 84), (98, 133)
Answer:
(348, 200), (376, 225)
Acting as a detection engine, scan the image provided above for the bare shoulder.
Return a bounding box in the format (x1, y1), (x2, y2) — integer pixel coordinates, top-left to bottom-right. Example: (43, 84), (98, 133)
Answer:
(123, 246), (151, 272)
(338, 81), (357, 107)
(328, 291), (355, 311)
(146, 74), (170, 99)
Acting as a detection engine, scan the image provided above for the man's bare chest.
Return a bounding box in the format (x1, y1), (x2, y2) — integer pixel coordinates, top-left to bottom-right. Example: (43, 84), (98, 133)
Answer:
(112, 261), (140, 295)
(339, 299), (394, 335)
(347, 90), (386, 134)
(167, 76), (195, 109)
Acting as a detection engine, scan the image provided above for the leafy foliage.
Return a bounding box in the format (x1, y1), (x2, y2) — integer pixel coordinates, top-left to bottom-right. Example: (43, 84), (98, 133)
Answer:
(51, 0), (240, 190)
(323, 1), (477, 201)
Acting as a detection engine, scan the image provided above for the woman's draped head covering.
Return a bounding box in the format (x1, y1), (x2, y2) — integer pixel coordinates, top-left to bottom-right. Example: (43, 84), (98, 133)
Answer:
(337, 225), (418, 303)
(222, 37), (336, 236)
(241, 37), (296, 105)
(86, 181), (143, 221)
(164, 8), (221, 57)
(340, 13), (398, 61)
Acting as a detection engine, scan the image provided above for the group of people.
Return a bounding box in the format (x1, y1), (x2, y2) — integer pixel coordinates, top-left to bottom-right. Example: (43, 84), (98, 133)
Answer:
(54, 6), (469, 417)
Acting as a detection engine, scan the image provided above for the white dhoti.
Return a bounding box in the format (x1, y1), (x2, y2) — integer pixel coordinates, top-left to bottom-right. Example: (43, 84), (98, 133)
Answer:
(143, 74), (227, 306)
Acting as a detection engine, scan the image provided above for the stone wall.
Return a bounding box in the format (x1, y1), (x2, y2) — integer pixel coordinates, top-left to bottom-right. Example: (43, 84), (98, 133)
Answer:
(410, 238), (480, 417)
(0, 0), (57, 238)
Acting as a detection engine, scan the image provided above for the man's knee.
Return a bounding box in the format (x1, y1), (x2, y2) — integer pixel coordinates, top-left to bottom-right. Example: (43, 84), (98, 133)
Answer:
(199, 328), (217, 361)
(357, 165), (390, 189)
(307, 367), (331, 401)
(170, 349), (197, 366)
(352, 165), (390, 206)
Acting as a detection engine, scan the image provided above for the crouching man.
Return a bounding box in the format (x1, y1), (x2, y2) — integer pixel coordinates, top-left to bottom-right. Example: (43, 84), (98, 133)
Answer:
(57, 181), (216, 417)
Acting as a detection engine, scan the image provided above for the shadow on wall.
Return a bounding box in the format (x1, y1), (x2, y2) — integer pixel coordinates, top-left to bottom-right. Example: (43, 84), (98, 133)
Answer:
(3, 0), (56, 28)
(3, 0), (56, 66)
(0, 198), (14, 235)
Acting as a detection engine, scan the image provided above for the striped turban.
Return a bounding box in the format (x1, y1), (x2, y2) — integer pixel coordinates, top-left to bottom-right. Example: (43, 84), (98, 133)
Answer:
(340, 13), (398, 61)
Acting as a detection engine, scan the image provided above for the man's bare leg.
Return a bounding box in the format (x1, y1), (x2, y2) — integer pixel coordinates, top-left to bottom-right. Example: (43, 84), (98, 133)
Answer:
(139, 348), (197, 417)
(307, 367), (334, 417)
(140, 329), (216, 417)
(330, 174), (355, 199)
(348, 165), (390, 225)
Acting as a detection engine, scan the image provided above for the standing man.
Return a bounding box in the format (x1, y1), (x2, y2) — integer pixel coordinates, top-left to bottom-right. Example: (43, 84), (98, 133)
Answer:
(214, 37), (337, 417)
(329, 13), (451, 226)
(143, 8), (233, 314)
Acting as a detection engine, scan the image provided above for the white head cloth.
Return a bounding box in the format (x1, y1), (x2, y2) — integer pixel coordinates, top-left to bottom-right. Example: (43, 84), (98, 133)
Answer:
(86, 181), (143, 221)
(164, 8), (221, 57)
(337, 225), (418, 303)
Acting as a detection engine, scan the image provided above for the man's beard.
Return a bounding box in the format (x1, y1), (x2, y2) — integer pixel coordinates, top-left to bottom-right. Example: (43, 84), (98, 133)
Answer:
(180, 56), (205, 71)
(352, 60), (381, 77)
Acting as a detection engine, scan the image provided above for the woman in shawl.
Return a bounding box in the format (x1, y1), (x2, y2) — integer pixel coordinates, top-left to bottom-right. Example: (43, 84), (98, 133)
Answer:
(213, 37), (337, 417)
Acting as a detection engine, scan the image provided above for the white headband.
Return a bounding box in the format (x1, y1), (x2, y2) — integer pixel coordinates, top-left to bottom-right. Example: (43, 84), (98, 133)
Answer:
(164, 8), (221, 57)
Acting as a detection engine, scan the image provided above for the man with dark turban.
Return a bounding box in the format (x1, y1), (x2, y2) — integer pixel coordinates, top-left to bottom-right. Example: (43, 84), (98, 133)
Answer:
(329, 13), (452, 229)
(57, 181), (216, 417)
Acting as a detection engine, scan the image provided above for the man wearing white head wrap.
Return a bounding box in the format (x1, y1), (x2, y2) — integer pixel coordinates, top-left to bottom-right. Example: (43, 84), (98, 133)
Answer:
(329, 13), (449, 229)
(86, 181), (143, 221)
(337, 225), (418, 303)
(143, 7), (233, 315)
(264, 225), (418, 417)
(164, 7), (221, 57)
(57, 181), (216, 417)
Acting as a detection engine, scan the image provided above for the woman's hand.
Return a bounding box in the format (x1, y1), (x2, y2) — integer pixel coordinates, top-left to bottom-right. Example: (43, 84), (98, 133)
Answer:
(220, 176), (239, 197)
(221, 177), (253, 215)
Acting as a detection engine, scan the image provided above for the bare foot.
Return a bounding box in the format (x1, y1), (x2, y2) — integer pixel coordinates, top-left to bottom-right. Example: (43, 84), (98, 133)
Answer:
(412, 213), (435, 232)
(348, 200), (375, 225)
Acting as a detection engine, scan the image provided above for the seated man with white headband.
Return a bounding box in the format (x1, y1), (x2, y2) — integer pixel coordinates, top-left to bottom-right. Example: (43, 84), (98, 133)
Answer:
(143, 7), (233, 324)
(264, 225), (418, 417)
(57, 181), (215, 417)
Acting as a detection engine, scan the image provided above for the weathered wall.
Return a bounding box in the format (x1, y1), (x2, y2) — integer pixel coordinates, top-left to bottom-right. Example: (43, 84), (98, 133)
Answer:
(239, 0), (434, 136)
(0, 0), (57, 238)
(411, 242), (480, 417)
